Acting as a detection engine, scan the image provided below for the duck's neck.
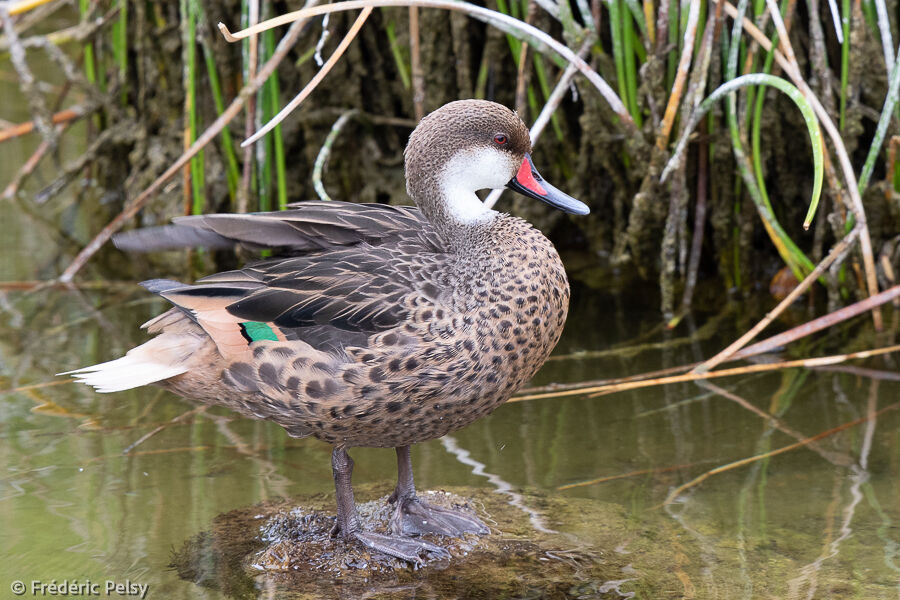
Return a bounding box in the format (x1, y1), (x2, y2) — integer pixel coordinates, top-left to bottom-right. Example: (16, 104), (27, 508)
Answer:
(411, 179), (499, 251)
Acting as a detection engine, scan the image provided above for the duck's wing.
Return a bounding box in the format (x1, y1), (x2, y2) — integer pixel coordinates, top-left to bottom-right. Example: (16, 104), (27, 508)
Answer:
(145, 242), (447, 358)
(113, 201), (438, 254)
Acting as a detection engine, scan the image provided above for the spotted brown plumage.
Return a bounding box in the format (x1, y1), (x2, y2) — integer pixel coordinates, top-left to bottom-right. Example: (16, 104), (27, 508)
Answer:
(64, 99), (589, 566)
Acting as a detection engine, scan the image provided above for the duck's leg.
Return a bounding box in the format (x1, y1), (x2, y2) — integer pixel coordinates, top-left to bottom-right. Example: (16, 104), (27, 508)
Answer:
(388, 445), (490, 537)
(330, 446), (448, 566)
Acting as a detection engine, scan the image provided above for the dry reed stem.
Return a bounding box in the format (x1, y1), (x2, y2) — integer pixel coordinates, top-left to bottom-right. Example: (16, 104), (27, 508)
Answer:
(825, 0), (843, 42)
(57, 10), (315, 282)
(312, 109), (358, 201)
(216, 0), (633, 126)
(655, 0), (701, 149)
(240, 7), (373, 147)
(0, 280), (135, 290)
(182, 116), (192, 216)
(7, 0), (57, 16)
(557, 460), (717, 490)
(512, 344), (900, 402)
(873, 0), (895, 74)
(592, 344), (900, 397)
(765, 4), (881, 328)
(643, 0), (654, 46)
(736, 284), (900, 357)
(662, 400), (900, 506)
(1, 5), (56, 148)
(2, 133), (56, 198)
(519, 283), (900, 401)
(512, 363), (698, 401)
(887, 136), (899, 193)
(678, 120), (707, 312)
(513, 1), (534, 117)
(0, 107), (86, 143)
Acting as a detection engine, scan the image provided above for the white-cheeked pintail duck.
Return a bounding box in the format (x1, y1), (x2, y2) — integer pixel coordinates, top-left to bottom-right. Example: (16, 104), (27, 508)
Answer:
(64, 99), (590, 565)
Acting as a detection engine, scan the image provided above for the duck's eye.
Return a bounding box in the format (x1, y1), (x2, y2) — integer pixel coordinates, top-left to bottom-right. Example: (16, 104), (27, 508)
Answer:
(493, 134), (508, 146)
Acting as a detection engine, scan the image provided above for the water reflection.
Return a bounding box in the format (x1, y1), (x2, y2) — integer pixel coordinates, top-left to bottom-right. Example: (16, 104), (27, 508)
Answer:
(440, 435), (555, 534)
(1, 281), (899, 598)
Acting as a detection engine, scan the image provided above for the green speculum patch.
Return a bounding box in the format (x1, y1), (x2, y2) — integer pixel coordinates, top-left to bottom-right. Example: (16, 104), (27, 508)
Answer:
(240, 322), (279, 343)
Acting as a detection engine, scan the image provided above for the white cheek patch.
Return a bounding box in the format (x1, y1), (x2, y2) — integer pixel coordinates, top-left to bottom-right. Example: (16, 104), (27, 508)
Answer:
(439, 147), (518, 224)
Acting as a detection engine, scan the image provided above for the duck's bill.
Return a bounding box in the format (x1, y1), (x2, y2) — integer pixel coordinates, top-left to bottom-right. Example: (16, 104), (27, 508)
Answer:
(506, 153), (590, 215)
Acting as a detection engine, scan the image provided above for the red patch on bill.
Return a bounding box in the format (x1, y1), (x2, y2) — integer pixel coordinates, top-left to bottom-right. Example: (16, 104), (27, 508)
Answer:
(515, 158), (547, 195)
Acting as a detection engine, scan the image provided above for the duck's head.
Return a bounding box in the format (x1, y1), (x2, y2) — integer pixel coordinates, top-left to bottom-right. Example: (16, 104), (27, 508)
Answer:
(404, 100), (589, 237)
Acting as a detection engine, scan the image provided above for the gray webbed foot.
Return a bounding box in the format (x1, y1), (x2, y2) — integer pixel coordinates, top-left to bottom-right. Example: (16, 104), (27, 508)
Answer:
(353, 530), (450, 567)
(390, 496), (490, 537)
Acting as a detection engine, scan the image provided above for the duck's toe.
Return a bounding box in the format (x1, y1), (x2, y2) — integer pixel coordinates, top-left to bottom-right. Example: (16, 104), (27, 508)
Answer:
(352, 530), (449, 567)
(390, 496), (490, 537)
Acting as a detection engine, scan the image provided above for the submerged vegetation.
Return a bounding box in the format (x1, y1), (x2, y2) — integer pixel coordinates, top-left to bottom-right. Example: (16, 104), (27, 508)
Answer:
(1, 0), (899, 321)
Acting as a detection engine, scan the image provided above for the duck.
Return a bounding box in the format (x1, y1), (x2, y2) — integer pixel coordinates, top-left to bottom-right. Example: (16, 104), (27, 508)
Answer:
(64, 99), (589, 565)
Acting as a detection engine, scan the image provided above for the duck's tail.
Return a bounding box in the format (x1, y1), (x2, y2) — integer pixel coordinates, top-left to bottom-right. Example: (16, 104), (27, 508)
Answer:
(60, 315), (206, 393)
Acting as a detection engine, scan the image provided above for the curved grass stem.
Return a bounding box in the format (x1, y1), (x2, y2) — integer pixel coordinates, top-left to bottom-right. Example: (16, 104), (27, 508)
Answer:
(662, 74), (824, 237)
(312, 110), (358, 202)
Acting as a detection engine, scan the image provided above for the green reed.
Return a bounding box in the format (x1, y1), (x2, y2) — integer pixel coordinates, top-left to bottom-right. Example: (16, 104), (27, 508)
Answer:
(494, 0), (565, 139)
(261, 25), (287, 211)
(722, 0), (816, 280)
(79, 0), (97, 86)
(385, 18), (411, 89)
(193, 1), (241, 204)
(111, 0), (127, 104)
(182, 0), (205, 215)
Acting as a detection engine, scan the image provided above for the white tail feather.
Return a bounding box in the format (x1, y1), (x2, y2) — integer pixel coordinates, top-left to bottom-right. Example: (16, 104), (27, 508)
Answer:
(60, 332), (203, 393)
(61, 356), (187, 393)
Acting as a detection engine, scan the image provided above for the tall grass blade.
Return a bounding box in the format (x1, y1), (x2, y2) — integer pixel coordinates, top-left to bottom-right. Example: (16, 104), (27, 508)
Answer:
(195, 2), (241, 202)
(607, 0), (628, 121)
(79, 0), (96, 85)
(622, 3), (641, 126)
(112, 0), (127, 104)
(531, 55), (564, 140)
(263, 27), (288, 209)
(749, 0), (788, 238)
(182, 0), (205, 215)
(667, 0), (678, 86)
(385, 19), (411, 89)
